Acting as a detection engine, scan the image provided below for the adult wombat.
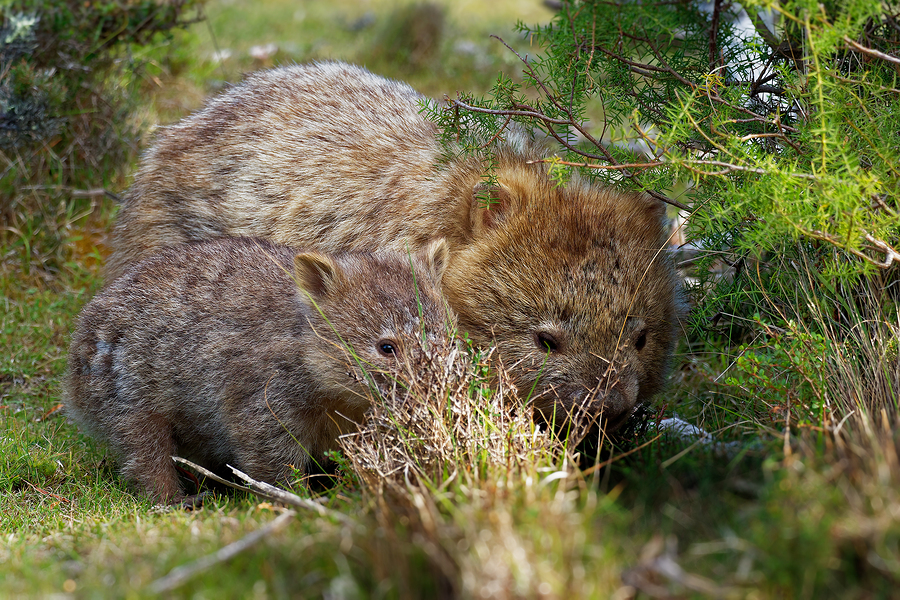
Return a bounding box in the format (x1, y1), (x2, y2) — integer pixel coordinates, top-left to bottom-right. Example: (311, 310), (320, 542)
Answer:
(106, 62), (683, 430)
(66, 236), (451, 503)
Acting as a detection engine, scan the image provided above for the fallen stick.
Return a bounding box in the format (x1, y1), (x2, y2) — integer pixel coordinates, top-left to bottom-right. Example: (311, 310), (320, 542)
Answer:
(171, 456), (353, 524)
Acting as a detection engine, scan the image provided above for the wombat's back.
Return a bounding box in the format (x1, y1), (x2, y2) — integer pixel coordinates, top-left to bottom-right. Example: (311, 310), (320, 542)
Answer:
(106, 62), (488, 281)
(67, 236), (451, 502)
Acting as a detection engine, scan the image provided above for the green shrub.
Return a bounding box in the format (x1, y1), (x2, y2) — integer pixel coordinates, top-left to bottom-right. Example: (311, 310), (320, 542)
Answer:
(0, 0), (203, 275)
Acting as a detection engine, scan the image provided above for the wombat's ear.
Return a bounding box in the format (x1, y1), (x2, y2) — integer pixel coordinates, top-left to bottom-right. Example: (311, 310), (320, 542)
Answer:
(636, 192), (667, 220)
(419, 238), (450, 282)
(294, 252), (340, 299)
(470, 182), (514, 235)
(629, 192), (669, 240)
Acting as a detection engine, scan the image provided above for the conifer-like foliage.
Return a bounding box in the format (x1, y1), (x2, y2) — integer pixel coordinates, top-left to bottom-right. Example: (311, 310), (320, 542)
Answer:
(427, 0), (900, 423)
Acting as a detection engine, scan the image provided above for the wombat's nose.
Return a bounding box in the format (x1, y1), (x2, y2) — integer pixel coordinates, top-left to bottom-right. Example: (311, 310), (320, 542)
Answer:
(559, 379), (638, 431)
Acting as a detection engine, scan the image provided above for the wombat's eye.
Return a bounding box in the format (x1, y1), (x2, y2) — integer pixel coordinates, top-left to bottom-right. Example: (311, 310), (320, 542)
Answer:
(535, 331), (560, 353)
(634, 329), (648, 352)
(377, 339), (400, 358)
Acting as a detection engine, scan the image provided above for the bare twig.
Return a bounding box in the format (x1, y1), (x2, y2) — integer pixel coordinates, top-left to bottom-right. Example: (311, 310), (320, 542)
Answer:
(797, 228), (900, 269)
(830, 73), (900, 95)
(148, 510), (296, 594)
(529, 158), (665, 171)
(454, 36), (687, 210)
(489, 34), (674, 180)
(844, 37), (900, 65)
(444, 96), (688, 209)
(444, 96), (573, 126)
(532, 154), (823, 182)
(172, 456), (353, 524)
(863, 233), (900, 268)
(24, 481), (71, 503)
(872, 194), (898, 217)
(680, 160), (816, 179)
(227, 464), (352, 524)
(477, 114), (513, 149)
(489, 35), (615, 162)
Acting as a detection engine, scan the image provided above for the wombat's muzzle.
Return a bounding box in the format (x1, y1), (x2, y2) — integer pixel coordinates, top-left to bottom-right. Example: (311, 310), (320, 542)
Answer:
(535, 377), (638, 433)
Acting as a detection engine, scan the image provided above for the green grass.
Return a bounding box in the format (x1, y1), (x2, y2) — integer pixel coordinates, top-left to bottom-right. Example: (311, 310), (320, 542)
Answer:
(2, 0), (900, 597)
(143, 0), (555, 121)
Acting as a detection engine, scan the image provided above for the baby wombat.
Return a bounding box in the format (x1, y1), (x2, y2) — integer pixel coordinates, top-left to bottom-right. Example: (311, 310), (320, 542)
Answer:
(106, 61), (683, 430)
(66, 236), (451, 503)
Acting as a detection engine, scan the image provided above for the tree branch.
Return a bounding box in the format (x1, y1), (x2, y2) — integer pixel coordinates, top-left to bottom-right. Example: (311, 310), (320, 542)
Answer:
(844, 36), (900, 65)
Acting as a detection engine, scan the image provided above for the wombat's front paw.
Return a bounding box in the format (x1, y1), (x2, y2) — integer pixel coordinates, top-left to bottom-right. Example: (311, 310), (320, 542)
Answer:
(177, 491), (212, 511)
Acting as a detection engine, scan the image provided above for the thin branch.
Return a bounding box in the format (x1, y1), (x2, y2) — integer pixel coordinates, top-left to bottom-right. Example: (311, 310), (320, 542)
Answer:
(623, 32), (699, 89)
(172, 456), (352, 524)
(608, 32), (800, 132)
(872, 194), (898, 218)
(844, 37), (900, 65)
(647, 189), (683, 209)
(527, 157), (686, 210)
(530, 158), (665, 171)
(863, 233), (900, 268)
(24, 481), (71, 503)
(443, 97), (572, 126)
(680, 160), (817, 179)
(490, 35), (614, 160)
(595, 45), (673, 79)
(472, 33), (687, 210)
(445, 98), (610, 164)
(749, 61), (781, 97)
(797, 228), (900, 269)
(830, 73), (900, 95)
(490, 33), (689, 208)
(477, 114), (513, 149)
(743, 83), (785, 95)
(533, 155), (819, 181)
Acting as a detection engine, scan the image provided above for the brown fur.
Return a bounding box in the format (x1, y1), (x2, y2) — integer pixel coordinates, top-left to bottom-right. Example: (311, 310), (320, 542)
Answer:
(66, 236), (451, 503)
(106, 61), (683, 428)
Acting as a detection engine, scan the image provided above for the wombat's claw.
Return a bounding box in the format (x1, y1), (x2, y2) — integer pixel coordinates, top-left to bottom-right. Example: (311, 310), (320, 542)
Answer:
(178, 491), (212, 510)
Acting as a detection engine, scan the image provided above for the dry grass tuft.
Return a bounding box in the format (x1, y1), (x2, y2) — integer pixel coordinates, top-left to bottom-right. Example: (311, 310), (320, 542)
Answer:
(340, 341), (622, 597)
(345, 344), (555, 487)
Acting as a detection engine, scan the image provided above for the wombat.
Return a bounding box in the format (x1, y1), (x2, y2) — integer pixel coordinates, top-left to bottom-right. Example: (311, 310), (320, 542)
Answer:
(106, 61), (683, 430)
(66, 236), (451, 503)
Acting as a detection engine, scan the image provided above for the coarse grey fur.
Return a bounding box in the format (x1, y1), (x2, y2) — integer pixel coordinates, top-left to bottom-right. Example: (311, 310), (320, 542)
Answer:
(66, 236), (451, 503)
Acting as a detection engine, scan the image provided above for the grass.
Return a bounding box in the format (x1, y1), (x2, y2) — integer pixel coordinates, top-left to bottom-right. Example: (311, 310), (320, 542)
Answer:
(2, 0), (900, 597)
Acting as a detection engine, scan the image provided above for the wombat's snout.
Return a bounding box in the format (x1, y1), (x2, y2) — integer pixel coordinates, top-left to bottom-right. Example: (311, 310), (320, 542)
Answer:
(536, 368), (640, 432)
